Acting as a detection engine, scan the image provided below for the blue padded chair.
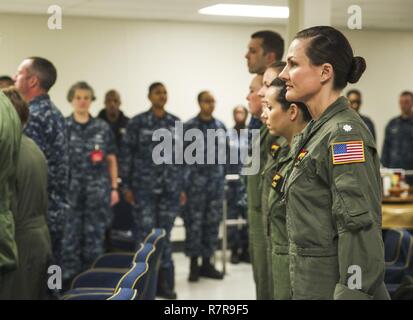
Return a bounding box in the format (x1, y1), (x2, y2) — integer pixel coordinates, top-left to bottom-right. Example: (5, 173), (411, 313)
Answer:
(90, 229), (166, 300)
(63, 288), (137, 300)
(64, 262), (148, 300)
(92, 229), (166, 269)
(384, 229), (404, 264)
(385, 229), (413, 296)
(140, 229), (166, 300)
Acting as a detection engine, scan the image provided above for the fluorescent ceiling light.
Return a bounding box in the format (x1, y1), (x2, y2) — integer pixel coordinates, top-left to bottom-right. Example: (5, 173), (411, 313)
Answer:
(199, 4), (289, 19)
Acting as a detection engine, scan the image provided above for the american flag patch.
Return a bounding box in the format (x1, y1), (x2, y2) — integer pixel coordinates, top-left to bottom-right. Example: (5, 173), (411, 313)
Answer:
(331, 141), (365, 165)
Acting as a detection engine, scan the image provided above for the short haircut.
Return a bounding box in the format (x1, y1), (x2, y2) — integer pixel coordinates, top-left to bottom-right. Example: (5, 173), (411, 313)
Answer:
(400, 91), (413, 99)
(67, 81), (96, 102)
(346, 89), (362, 98)
(105, 89), (120, 100)
(148, 82), (165, 95)
(270, 77), (312, 123)
(197, 91), (210, 104)
(27, 57), (57, 92)
(251, 30), (284, 61)
(2, 86), (29, 126)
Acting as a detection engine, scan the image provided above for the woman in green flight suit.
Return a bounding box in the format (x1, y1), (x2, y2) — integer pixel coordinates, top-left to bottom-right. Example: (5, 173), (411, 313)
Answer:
(0, 88), (52, 299)
(0, 91), (21, 278)
(278, 26), (389, 299)
(261, 78), (312, 299)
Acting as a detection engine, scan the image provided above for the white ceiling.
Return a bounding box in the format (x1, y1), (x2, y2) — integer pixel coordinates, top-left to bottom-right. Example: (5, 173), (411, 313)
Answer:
(0, 0), (412, 30)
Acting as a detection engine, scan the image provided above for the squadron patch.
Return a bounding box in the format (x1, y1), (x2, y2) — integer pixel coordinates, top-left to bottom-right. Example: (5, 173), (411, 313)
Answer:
(331, 140), (365, 165)
(271, 172), (283, 191)
(294, 149), (308, 166)
(270, 143), (281, 159)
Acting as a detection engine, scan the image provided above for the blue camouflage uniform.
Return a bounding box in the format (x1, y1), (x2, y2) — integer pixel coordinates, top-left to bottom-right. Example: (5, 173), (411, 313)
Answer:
(382, 116), (413, 184)
(182, 115), (227, 258)
(24, 94), (69, 266)
(62, 115), (116, 280)
(98, 109), (133, 232)
(226, 126), (249, 253)
(120, 109), (184, 277)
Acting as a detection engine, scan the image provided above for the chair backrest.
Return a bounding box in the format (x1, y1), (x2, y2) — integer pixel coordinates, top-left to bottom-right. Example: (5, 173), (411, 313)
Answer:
(91, 245), (140, 269)
(141, 229), (166, 300)
(386, 230), (413, 267)
(71, 269), (126, 289)
(143, 228), (165, 245)
(385, 229), (404, 264)
(133, 243), (155, 263)
(107, 288), (138, 300)
(115, 262), (149, 299)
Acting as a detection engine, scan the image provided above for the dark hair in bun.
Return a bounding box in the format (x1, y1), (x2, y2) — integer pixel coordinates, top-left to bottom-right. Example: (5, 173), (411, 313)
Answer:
(348, 56), (366, 84)
(295, 26), (366, 90)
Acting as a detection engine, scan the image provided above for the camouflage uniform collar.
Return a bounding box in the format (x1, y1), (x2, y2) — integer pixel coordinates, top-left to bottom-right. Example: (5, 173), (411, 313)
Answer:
(69, 113), (94, 126)
(148, 107), (169, 120)
(29, 94), (50, 104)
(398, 115), (413, 123)
(98, 109), (128, 123)
(248, 116), (262, 130)
(196, 114), (215, 124)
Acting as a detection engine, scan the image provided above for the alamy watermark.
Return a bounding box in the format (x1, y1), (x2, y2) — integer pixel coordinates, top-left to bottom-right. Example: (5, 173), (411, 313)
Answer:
(48, 5), (62, 30)
(347, 265), (362, 290)
(47, 265), (62, 290)
(347, 5), (362, 30)
(151, 121), (261, 176)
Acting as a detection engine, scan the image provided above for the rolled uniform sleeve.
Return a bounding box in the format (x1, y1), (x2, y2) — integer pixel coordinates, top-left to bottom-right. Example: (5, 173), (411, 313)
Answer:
(325, 123), (385, 299)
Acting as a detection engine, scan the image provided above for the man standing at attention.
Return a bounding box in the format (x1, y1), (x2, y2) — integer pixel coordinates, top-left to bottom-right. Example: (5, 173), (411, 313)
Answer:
(14, 57), (69, 267)
(245, 30), (285, 300)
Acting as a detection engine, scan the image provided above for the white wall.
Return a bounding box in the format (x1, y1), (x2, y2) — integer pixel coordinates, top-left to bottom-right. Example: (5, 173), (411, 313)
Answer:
(1, 14), (413, 154)
(0, 14), (284, 126)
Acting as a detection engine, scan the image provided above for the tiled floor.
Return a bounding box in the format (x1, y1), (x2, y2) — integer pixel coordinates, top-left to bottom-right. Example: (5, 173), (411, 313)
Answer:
(171, 251), (255, 300)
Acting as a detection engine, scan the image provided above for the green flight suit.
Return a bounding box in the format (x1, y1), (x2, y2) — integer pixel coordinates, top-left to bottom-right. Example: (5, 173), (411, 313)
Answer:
(0, 92), (21, 275)
(0, 135), (52, 299)
(247, 124), (285, 300)
(260, 136), (288, 299)
(284, 97), (389, 300)
(267, 134), (307, 300)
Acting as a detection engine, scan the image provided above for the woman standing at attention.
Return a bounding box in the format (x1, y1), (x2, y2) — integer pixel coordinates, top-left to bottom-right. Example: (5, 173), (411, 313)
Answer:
(279, 26), (389, 299)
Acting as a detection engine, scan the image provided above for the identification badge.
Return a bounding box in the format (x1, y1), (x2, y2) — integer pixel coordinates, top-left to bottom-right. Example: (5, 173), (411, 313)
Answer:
(91, 145), (104, 164)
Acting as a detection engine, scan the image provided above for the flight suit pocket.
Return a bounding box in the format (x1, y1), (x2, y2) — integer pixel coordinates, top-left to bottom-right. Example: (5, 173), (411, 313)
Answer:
(333, 179), (373, 232)
(342, 210), (372, 231)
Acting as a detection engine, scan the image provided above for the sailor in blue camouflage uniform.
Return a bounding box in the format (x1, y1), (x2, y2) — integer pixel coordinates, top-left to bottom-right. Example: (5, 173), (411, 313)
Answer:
(382, 91), (413, 184)
(183, 91), (226, 282)
(14, 57), (69, 267)
(121, 82), (185, 300)
(226, 105), (249, 264)
(62, 82), (119, 282)
(98, 90), (134, 236)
